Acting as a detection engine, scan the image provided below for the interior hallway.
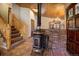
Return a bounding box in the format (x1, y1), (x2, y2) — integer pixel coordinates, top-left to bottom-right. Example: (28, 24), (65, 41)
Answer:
(0, 3), (71, 56)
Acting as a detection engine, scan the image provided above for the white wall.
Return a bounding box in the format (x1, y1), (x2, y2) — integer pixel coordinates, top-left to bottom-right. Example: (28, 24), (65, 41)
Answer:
(41, 16), (51, 29)
(12, 4), (20, 18)
(12, 4), (37, 37)
(30, 10), (37, 30)
(0, 4), (9, 23)
(12, 4), (30, 37)
(20, 8), (31, 37)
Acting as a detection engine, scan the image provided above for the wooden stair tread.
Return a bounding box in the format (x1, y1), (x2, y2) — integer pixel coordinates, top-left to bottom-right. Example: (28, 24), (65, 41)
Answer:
(11, 30), (19, 34)
(11, 36), (23, 44)
(11, 39), (24, 48)
(11, 28), (17, 31)
(10, 26), (24, 48)
(11, 33), (20, 38)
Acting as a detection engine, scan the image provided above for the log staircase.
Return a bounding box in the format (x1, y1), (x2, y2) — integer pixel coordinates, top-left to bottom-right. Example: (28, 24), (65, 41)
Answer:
(11, 26), (24, 48)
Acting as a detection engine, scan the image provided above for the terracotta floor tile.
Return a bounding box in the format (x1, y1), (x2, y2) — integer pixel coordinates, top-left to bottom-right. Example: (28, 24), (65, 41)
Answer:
(1, 30), (70, 56)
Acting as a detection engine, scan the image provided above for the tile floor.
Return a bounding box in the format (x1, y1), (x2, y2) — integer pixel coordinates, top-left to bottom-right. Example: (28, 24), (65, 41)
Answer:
(0, 29), (70, 56)
(1, 37), (33, 56)
(48, 29), (70, 56)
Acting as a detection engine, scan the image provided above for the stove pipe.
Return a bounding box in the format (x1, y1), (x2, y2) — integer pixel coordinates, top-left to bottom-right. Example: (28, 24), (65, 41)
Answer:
(37, 3), (41, 27)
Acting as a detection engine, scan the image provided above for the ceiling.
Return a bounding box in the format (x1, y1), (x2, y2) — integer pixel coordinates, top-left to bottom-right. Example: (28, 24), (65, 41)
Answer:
(16, 3), (37, 9)
(16, 3), (68, 19)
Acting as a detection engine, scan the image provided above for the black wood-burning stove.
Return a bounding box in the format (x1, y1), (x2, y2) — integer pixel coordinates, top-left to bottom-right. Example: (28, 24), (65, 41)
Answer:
(32, 3), (49, 53)
(33, 31), (44, 52)
(33, 31), (49, 52)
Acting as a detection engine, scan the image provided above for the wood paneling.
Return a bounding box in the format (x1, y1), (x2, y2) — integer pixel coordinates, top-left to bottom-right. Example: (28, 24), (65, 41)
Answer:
(66, 3), (79, 55)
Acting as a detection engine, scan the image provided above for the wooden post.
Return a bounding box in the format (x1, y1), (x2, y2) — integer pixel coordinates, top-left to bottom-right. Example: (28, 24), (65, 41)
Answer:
(6, 24), (11, 49)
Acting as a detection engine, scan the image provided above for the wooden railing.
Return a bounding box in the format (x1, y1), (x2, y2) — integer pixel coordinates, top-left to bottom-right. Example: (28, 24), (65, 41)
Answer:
(0, 13), (29, 49)
(0, 15), (11, 49)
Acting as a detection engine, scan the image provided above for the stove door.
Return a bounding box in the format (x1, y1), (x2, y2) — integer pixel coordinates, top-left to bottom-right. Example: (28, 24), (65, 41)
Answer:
(33, 35), (41, 49)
